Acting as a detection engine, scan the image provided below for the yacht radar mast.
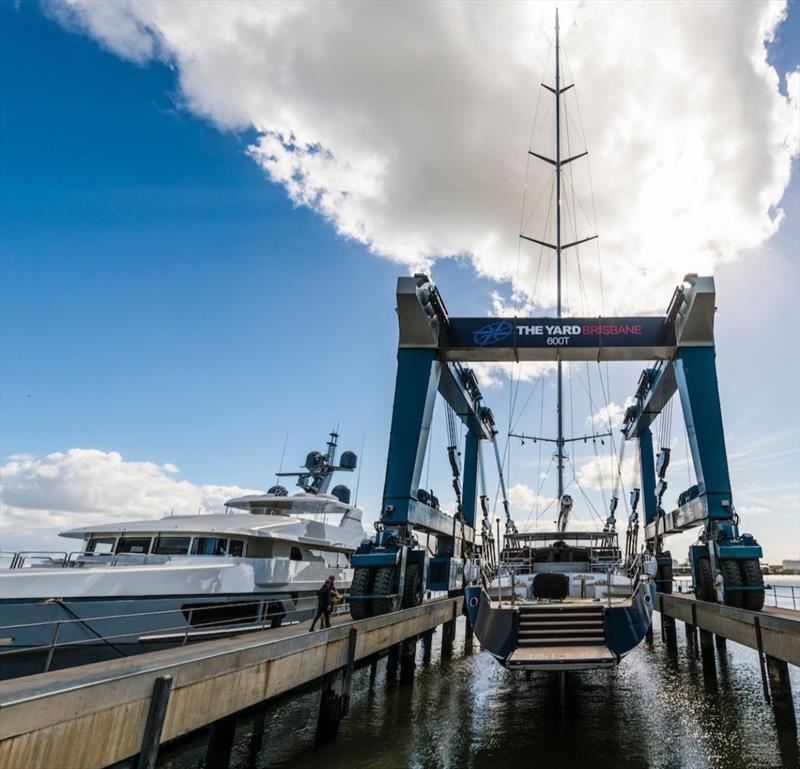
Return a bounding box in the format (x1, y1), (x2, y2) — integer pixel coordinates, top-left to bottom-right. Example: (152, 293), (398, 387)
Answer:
(275, 431), (358, 495)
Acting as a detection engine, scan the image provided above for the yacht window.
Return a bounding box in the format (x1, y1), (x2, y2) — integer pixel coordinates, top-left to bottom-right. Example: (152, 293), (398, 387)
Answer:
(192, 537), (228, 556)
(116, 537), (152, 554)
(86, 537), (116, 554)
(290, 547), (303, 561)
(228, 540), (244, 557)
(152, 536), (191, 555)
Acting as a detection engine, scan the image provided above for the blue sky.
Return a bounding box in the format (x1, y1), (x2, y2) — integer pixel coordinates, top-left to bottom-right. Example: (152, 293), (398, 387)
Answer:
(1, 1), (798, 561)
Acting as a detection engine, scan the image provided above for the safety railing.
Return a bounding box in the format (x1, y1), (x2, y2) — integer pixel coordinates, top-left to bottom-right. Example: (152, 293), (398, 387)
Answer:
(1, 550), (251, 569)
(0, 593), (352, 675)
(672, 577), (799, 611)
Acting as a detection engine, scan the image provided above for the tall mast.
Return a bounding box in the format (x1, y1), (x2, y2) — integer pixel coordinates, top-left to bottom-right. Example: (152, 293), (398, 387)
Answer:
(515, 9), (600, 531)
(555, 9), (565, 503)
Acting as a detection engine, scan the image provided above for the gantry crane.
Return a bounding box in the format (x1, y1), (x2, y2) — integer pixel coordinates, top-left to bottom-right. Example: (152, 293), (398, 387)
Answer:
(349, 273), (764, 616)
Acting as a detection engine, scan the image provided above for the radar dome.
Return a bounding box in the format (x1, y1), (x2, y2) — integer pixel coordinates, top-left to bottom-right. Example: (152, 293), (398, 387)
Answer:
(268, 485), (289, 496)
(339, 451), (358, 470)
(331, 485), (351, 504)
(305, 451), (324, 470)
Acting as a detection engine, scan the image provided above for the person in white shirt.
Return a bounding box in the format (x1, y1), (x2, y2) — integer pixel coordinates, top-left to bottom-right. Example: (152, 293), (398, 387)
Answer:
(714, 569), (725, 603)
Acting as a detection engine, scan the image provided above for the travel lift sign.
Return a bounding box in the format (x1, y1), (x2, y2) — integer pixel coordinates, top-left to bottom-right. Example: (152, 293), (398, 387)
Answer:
(446, 317), (673, 349)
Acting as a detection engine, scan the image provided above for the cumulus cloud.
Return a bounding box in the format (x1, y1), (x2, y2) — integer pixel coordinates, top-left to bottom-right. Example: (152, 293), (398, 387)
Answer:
(586, 398), (635, 431)
(42, 0), (798, 314)
(0, 449), (259, 549)
(575, 453), (637, 494)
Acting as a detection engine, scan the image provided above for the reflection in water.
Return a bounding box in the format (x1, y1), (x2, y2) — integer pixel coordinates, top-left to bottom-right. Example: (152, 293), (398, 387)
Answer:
(157, 614), (800, 769)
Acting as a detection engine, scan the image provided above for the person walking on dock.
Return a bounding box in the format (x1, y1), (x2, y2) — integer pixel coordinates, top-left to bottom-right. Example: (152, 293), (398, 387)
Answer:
(325, 576), (341, 627)
(310, 575), (335, 631)
(714, 569), (725, 604)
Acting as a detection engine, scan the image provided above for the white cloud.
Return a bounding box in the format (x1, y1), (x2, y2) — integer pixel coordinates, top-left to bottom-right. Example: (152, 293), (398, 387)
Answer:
(737, 504), (771, 516)
(508, 482), (556, 518)
(575, 453), (637, 493)
(586, 398), (635, 431)
(0, 449), (259, 550)
(472, 360), (557, 389)
(43, 1), (798, 314)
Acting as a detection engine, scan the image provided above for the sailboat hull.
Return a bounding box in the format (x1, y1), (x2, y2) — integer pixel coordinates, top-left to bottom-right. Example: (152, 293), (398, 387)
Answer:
(465, 579), (654, 670)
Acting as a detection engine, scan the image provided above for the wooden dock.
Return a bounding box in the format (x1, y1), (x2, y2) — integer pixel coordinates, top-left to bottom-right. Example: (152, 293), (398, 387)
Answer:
(654, 592), (799, 710)
(0, 597), (462, 769)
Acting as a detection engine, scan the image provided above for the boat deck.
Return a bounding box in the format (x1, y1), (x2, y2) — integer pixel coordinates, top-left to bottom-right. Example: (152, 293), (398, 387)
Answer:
(507, 644), (616, 671)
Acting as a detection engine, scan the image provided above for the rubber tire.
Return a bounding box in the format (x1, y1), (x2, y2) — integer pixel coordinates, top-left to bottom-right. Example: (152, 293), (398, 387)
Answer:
(401, 562), (423, 608)
(349, 567), (374, 620)
(696, 558), (715, 602)
(720, 559), (744, 608)
(740, 558), (765, 612)
(371, 565), (399, 616)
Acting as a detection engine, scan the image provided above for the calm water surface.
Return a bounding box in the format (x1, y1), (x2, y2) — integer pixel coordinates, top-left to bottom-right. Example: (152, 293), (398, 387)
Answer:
(158, 581), (800, 769)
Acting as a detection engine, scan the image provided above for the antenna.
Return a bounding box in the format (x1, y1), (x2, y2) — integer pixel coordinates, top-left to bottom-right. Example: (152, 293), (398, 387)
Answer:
(276, 431), (289, 483)
(354, 431), (366, 505)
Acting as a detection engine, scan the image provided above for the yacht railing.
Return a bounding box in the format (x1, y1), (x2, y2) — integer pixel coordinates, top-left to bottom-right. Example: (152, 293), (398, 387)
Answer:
(672, 577), (799, 611)
(1, 550), (244, 569)
(0, 593), (354, 675)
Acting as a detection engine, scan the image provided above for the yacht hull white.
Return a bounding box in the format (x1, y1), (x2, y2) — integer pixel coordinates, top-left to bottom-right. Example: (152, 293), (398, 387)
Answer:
(1, 435), (367, 679)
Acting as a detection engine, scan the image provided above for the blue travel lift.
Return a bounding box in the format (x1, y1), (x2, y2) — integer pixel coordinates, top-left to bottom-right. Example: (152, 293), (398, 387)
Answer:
(620, 277), (765, 610)
(350, 273), (765, 618)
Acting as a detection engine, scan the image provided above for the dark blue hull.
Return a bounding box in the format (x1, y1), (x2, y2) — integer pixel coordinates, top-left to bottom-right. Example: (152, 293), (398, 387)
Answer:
(465, 580), (654, 669)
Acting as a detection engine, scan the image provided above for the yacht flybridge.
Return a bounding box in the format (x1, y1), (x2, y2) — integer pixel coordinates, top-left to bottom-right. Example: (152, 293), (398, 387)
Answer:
(0, 433), (366, 679)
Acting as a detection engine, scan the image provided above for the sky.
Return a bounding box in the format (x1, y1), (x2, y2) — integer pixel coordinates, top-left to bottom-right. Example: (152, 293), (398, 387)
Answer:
(1, 0), (799, 563)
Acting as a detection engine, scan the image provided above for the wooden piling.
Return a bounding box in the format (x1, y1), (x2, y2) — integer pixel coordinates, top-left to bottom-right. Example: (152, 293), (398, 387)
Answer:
(315, 677), (343, 747)
(662, 614), (677, 651)
(698, 628), (716, 676)
(422, 628), (433, 663)
(386, 643), (400, 679)
(205, 714), (237, 769)
(136, 675), (172, 769)
(399, 636), (417, 684)
(441, 603), (457, 659)
(766, 655), (794, 712)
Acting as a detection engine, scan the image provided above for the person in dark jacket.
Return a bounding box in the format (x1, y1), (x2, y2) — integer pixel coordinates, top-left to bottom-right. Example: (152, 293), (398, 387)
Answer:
(324, 576), (341, 627)
(310, 576), (333, 631)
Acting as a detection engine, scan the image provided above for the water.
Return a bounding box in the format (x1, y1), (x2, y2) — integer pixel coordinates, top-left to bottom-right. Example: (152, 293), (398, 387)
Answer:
(156, 593), (800, 769)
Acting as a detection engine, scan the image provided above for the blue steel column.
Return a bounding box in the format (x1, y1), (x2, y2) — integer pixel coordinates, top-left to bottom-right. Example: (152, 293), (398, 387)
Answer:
(461, 430), (480, 529)
(639, 427), (657, 526)
(382, 348), (441, 525)
(673, 346), (733, 520)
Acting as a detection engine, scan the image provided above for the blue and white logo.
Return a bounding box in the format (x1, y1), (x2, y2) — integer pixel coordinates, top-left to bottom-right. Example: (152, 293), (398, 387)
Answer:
(472, 319), (514, 347)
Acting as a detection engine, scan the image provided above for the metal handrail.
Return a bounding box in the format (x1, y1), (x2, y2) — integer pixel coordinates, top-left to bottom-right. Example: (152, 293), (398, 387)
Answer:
(0, 594), (352, 673)
(0, 593), (336, 632)
(672, 577), (799, 610)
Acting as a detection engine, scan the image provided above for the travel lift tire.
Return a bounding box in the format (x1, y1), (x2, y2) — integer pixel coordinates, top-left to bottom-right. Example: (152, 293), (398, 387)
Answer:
(401, 562), (423, 609)
(720, 558), (744, 609)
(372, 565), (399, 616)
(695, 557), (715, 602)
(740, 558), (766, 612)
(349, 567), (374, 620)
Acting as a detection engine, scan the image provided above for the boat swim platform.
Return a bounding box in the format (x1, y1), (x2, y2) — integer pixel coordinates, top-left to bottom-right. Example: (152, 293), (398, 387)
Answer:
(0, 597), (462, 769)
(507, 645), (616, 671)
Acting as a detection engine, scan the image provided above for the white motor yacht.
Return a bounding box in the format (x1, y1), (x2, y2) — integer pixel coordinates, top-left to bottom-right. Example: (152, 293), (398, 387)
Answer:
(0, 433), (366, 679)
